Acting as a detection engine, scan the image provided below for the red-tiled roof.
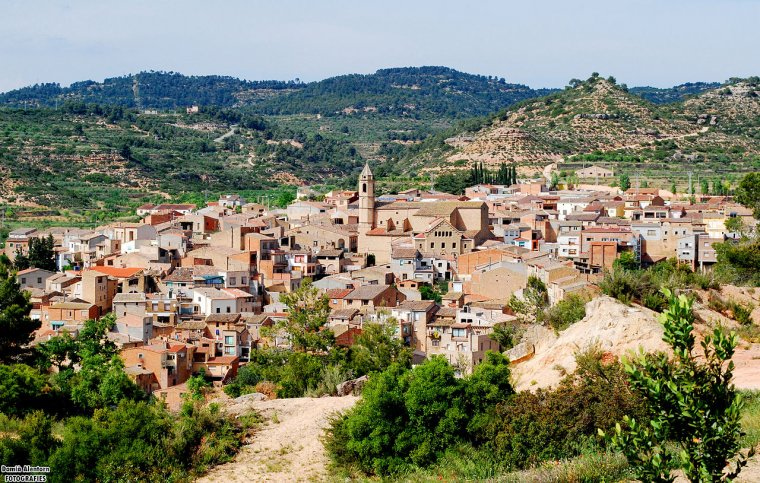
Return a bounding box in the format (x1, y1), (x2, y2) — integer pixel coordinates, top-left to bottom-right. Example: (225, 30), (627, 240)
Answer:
(90, 266), (143, 278)
(326, 288), (353, 299)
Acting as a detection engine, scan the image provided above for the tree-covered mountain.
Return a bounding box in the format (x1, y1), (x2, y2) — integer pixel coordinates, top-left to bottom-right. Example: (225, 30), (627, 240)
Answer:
(0, 68), (555, 117)
(250, 66), (557, 118)
(629, 82), (721, 104)
(0, 72), (302, 110)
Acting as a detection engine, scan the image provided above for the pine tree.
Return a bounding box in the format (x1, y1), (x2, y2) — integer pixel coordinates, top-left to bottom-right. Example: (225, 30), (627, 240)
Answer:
(0, 266), (40, 363)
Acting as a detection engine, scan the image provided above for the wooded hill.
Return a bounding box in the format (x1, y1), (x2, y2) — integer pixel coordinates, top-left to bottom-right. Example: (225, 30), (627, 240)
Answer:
(0, 68), (722, 116)
(405, 75), (760, 186)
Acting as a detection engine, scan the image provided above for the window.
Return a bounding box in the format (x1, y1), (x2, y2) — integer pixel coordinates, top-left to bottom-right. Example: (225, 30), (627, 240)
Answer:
(20, 278), (26, 284)
(452, 328), (466, 338)
(225, 347), (235, 355)
(224, 336), (234, 345)
(431, 339), (440, 347)
(452, 242), (457, 248)
(226, 306), (231, 313)
(229, 277), (236, 285)
(216, 308), (221, 313)
(37, 277), (42, 284)
(430, 242), (435, 249)
(441, 243), (446, 249)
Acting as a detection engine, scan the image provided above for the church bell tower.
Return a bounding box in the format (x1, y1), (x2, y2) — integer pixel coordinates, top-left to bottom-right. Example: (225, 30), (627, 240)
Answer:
(358, 162), (375, 233)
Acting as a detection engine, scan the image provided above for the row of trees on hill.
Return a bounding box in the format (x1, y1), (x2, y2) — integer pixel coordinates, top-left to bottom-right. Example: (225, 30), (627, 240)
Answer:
(435, 162), (519, 195)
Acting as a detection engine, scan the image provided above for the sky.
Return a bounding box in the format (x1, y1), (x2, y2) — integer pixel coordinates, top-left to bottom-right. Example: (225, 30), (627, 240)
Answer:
(1, 0), (759, 92)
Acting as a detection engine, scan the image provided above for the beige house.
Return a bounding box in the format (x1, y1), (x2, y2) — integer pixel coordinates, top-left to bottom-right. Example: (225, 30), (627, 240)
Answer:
(576, 165), (614, 178)
(340, 285), (405, 311)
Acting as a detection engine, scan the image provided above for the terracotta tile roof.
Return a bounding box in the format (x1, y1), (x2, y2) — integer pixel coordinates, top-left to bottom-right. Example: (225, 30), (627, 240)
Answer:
(17, 267), (49, 275)
(176, 320), (207, 330)
(343, 284), (391, 300)
(206, 355), (239, 364)
(205, 313), (242, 324)
(391, 247), (419, 259)
(326, 288), (353, 299)
(395, 300), (437, 311)
(415, 201), (484, 217)
(90, 266), (143, 278)
(164, 267), (194, 282)
(113, 293), (147, 303)
(330, 308), (359, 319)
(222, 288), (254, 298)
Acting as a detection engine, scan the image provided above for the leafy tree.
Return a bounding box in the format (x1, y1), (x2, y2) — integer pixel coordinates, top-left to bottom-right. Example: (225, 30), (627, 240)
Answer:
(613, 251), (640, 271)
(435, 171), (472, 195)
(327, 354), (514, 475)
(0, 266), (39, 363)
(508, 275), (549, 324)
(274, 190), (296, 208)
(187, 368), (212, 401)
(700, 178), (709, 195)
(489, 348), (646, 470)
(349, 323), (411, 376)
(278, 279), (333, 352)
(39, 314), (144, 412)
(606, 290), (752, 482)
(735, 172), (760, 218)
(714, 236), (760, 286)
(542, 293), (588, 332)
(489, 322), (519, 350)
(724, 216), (746, 237)
(14, 235), (56, 272)
(277, 351), (325, 398)
(0, 364), (50, 415)
(619, 173), (631, 191)
(0, 411), (59, 467)
(419, 283), (442, 303)
(464, 351), (513, 434)
(549, 171), (560, 190)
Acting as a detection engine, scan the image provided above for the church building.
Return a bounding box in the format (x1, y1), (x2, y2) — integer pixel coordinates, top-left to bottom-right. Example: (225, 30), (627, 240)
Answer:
(356, 163), (492, 264)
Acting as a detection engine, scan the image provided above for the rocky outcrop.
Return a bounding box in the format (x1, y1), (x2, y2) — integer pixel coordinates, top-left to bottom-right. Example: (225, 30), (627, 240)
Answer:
(336, 375), (368, 396)
(510, 296), (669, 391)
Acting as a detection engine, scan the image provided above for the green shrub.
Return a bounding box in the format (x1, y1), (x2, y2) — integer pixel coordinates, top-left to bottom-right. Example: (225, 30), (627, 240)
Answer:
(608, 290), (752, 481)
(326, 353), (513, 476)
(485, 348), (646, 470)
(542, 293), (588, 331)
(0, 364), (50, 416)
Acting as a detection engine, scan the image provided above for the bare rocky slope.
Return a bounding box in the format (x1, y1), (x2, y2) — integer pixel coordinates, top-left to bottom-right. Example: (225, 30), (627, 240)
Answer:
(510, 296), (671, 391)
(412, 77), (760, 179)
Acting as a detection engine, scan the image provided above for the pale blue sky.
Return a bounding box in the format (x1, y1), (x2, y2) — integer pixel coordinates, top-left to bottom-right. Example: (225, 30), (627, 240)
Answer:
(1, 0), (758, 92)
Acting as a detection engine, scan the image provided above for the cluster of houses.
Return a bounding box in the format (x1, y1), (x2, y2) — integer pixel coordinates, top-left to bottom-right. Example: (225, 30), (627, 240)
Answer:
(5, 163), (754, 405)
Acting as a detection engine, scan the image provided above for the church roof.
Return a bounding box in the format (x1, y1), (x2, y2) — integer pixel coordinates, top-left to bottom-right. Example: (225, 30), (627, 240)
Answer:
(415, 201), (485, 217)
(360, 163), (373, 178)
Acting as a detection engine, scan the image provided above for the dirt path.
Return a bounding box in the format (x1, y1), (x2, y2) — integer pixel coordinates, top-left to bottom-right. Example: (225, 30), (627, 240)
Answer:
(214, 124), (237, 143)
(198, 396), (358, 483)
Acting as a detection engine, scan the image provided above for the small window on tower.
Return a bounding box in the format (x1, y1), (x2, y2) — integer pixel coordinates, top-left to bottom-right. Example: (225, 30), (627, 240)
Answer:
(362, 183), (367, 193)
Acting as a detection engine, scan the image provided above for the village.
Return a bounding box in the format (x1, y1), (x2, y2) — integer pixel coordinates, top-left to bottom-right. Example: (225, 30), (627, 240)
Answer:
(5, 163), (755, 408)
